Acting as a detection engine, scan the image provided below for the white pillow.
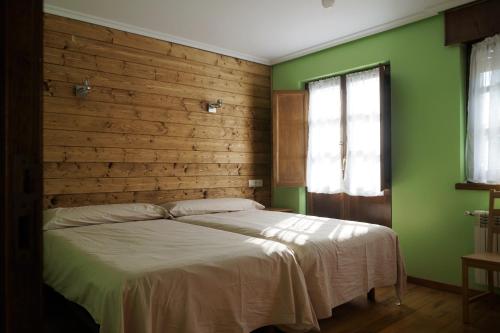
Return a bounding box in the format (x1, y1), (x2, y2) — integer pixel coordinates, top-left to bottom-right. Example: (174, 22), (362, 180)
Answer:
(43, 203), (167, 230)
(161, 198), (265, 217)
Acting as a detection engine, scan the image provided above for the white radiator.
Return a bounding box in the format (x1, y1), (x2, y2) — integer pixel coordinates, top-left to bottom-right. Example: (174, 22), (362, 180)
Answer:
(469, 210), (500, 287)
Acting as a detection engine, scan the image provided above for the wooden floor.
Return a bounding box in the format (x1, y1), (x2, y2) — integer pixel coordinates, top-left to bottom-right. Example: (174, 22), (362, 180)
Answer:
(46, 283), (500, 333)
(316, 283), (500, 333)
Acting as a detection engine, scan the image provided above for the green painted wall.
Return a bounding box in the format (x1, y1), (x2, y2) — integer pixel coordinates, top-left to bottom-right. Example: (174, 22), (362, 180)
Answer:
(272, 14), (488, 286)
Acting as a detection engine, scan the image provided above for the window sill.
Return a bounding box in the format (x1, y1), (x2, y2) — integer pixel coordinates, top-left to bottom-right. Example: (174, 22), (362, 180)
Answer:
(455, 182), (500, 191)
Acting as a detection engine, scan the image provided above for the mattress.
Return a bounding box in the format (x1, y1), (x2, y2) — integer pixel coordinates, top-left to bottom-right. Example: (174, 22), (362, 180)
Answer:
(175, 210), (407, 319)
(44, 219), (319, 333)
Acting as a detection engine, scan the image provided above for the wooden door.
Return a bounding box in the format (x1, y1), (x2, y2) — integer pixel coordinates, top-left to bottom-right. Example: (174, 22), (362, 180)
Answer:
(272, 91), (308, 187)
(1, 1), (43, 332)
(308, 65), (392, 227)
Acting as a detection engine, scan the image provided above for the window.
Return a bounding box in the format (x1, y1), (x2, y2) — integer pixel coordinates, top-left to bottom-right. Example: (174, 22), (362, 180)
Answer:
(466, 34), (500, 184)
(306, 66), (390, 197)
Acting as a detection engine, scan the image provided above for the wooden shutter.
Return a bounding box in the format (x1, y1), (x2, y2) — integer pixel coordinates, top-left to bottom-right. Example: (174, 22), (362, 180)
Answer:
(272, 91), (308, 187)
(380, 65), (391, 190)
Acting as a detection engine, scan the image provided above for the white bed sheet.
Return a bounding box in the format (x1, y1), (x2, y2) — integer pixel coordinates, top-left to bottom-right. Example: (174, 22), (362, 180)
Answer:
(44, 219), (319, 333)
(175, 210), (407, 319)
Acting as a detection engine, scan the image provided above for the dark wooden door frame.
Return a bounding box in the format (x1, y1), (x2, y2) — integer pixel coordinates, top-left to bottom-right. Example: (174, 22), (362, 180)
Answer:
(1, 1), (43, 332)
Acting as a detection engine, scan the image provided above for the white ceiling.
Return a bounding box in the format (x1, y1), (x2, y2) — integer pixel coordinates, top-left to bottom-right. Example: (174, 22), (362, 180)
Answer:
(44, 0), (473, 65)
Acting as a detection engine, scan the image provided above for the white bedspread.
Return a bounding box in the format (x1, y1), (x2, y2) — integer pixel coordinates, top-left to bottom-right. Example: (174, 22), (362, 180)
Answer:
(44, 219), (319, 333)
(176, 210), (407, 319)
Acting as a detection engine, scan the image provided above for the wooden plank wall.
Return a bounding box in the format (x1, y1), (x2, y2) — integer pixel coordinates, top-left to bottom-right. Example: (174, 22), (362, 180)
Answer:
(42, 14), (271, 208)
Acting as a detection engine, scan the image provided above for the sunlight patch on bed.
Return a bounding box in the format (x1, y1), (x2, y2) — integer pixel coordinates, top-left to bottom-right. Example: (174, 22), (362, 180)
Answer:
(245, 237), (288, 255)
(261, 227), (309, 245)
(329, 224), (369, 241)
(271, 216), (325, 234)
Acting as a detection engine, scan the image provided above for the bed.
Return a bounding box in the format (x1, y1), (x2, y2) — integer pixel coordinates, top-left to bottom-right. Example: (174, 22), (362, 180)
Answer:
(166, 199), (407, 320)
(43, 204), (319, 333)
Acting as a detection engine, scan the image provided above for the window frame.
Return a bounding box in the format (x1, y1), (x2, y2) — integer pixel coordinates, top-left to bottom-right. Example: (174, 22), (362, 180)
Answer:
(305, 63), (391, 193)
(456, 40), (500, 191)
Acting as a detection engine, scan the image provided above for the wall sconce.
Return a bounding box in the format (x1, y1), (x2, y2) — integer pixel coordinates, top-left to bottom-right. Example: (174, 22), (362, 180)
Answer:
(207, 99), (223, 113)
(74, 79), (91, 97)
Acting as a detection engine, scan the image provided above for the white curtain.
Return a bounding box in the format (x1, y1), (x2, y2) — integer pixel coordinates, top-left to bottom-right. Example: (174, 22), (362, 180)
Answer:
(306, 77), (343, 194)
(344, 68), (382, 196)
(467, 34), (500, 184)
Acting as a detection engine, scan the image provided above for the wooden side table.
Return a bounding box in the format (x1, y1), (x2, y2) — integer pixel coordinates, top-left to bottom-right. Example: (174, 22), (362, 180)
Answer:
(264, 207), (294, 213)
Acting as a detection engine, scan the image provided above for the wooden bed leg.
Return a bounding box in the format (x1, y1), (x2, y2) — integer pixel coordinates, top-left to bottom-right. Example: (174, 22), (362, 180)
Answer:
(367, 288), (375, 302)
(487, 269), (494, 293)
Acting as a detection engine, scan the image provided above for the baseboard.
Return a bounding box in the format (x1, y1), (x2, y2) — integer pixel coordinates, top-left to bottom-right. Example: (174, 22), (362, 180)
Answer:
(407, 276), (463, 294)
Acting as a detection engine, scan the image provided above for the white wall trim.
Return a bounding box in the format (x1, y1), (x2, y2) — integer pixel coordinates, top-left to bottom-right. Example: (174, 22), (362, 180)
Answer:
(43, 4), (271, 65)
(44, 0), (472, 67)
(270, 0), (473, 64)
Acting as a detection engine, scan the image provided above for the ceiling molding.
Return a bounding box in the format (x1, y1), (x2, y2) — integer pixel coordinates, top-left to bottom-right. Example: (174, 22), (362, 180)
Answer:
(43, 4), (271, 65)
(45, 0), (472, 67)
(270, 0), (473, 64)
